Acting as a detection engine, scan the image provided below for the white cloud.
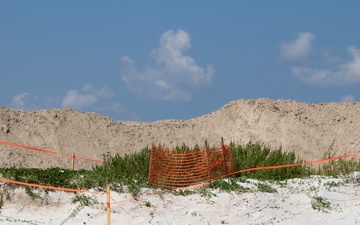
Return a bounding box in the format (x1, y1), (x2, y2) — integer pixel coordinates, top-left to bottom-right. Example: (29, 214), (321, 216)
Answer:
(280, 32), (315, 61)
(341, 94), (356, 102)
(12, 84), (113, 112)
(292, 46), (360, 87)
(10, 85), (138, 120)
(82, 83), (113, 97)
(61, 90), (97, 110)
(121, 29), (214, 101)
(61, 83), (113, 110)
(12, 92), (30, 107)
(11, 92), (60, 111)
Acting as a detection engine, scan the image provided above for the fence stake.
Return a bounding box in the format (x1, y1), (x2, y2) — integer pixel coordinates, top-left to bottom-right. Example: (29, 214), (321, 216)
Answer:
(205, 140), (211, 179)
(107, 186), (111, 225)
(221, 137), (228, 175)
(148, 145), (154, 185)
(72, 153), (75, 170)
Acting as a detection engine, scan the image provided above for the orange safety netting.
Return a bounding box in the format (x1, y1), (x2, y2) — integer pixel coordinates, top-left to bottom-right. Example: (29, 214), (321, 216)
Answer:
(148, 143), (235, 189)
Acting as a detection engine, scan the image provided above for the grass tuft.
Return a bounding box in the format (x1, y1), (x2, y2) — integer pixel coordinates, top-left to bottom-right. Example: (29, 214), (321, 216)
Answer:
(230, 142), (312, 180)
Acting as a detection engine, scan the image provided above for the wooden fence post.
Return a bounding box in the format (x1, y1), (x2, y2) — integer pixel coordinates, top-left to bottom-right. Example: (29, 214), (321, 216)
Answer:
(107, 186), (111, 225)
(72, 153), (75, 170)
(205, 140), (211, 179)
(221, 137), (228, 175)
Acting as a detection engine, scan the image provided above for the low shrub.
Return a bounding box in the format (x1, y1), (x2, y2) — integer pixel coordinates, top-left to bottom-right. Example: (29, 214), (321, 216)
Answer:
(230, 142), (312, 180)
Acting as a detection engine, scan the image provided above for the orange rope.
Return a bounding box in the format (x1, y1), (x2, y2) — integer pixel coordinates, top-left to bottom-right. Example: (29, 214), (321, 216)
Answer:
(150, 144), (360, 189)
(0, 177), (105, 194)
(0, 139), (68, 157)
(0, 139), (103, 163)
(224, 153), (360, 178)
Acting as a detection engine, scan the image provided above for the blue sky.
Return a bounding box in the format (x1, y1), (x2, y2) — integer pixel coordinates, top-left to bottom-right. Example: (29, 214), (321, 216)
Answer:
(1, 1), (360, 122)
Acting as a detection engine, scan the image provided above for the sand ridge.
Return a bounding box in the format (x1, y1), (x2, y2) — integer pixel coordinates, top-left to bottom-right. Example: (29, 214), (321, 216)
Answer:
(0, 98), (359, 169)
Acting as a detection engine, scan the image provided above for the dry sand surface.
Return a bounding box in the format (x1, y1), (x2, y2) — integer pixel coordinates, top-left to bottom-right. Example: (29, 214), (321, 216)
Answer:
(0, 175), (359, 225)
(0, 98), (360, 169)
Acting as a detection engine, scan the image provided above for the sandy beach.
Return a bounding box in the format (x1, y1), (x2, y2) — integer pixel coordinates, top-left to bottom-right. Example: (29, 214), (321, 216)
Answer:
(0, 175), (359, 225)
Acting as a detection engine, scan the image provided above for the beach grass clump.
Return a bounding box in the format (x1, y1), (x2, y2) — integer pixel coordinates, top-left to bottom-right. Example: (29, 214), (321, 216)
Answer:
(256, 182), (277, 193)
(91, 146), (150, 194)
(208, 177), (251, 193)
(229, 142), (312, 180)
(0, 147), (151, 196)
(318, 155), (360, 180)
(0, 184), (11, 212)
(311, 195), (331, 212)
(0, 167), (91, 189)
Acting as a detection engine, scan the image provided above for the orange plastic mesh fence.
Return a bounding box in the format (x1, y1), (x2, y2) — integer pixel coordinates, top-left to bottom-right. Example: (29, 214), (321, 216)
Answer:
(148, 143), (235, 189)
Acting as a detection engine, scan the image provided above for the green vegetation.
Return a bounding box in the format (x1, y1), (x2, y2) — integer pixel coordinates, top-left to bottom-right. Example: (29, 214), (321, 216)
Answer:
(171, 189), (194, 196)
(91, 146), (150, 195)
(255, 182), (277, 193)
(208, 177), (251, 193)
(311, 195), (331, 212)
(230, 142), (311, 180)
(71, 193), (97, 206)
(0, 185), (11, 212)
(0, 141), (359, 200)
(25, 186), (41, 200)
(0, 147), (151, 195)
(318, 151), (360, 180)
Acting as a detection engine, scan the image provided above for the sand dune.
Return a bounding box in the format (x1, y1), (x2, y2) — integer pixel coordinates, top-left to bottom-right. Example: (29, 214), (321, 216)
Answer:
(1, 98), (359, 169)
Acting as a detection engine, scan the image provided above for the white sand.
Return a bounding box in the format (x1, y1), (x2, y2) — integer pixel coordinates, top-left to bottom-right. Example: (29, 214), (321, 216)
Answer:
(1, 175), (359, 225)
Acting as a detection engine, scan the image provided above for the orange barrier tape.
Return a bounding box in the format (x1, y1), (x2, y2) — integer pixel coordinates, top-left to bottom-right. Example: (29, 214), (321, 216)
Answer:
(0, 139), (68, 157)
(225, 153), (360, 178)
(0, 177), (105, 195)
(0, 139), (102, 163)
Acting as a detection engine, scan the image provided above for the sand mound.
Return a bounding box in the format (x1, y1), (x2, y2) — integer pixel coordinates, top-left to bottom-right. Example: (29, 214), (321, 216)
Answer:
(0, 98), (359, 169)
